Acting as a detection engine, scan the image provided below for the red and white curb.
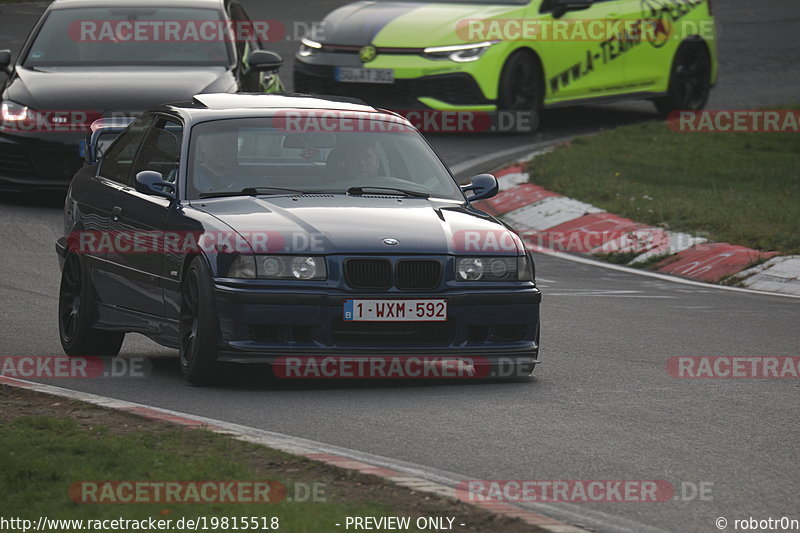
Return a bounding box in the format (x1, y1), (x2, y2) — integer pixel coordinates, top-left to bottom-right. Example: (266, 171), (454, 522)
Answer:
(0, 376), (588, 533)
(477, 160), (800, 297)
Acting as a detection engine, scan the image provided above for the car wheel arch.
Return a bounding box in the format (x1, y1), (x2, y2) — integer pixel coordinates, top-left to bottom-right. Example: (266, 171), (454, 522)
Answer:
(655, 35), (713, 116)
(179, 252), (205, 284)
(64, 221), (86, 255)
(675, 35), (713, 83)
(497, 47), (546, 109)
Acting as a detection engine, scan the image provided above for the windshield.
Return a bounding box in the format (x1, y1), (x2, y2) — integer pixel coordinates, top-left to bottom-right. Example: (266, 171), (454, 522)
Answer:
(23, 7), (232, 67)
(187, 117), (463, 201)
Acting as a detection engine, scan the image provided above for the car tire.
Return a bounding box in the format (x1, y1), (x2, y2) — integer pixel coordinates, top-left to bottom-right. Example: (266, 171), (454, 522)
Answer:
(58, 252), (125, 357)
(654, 39), (711, 118)
(497, 51), (543, 132)
(179, 256), (221, 385)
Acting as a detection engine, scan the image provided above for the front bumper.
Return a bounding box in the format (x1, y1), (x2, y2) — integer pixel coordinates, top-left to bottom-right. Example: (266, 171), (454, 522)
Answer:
(294, 55), (496, 111)
(213, 283), (541, 364)
(0, 130), (84, 191)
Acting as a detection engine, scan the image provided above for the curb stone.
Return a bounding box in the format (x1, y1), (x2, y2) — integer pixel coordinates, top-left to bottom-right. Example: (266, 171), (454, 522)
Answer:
(477, 157), (798, 297)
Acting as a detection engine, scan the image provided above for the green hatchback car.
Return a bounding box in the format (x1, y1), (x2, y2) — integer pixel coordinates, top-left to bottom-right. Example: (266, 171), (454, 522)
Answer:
(294, 0), (717, 124)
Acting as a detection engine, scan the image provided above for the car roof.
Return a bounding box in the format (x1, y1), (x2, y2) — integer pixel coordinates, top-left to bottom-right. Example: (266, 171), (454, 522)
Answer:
(158, 93), (413, 127)
(191, 93), (378, 112)
(50, 0), (225, 9)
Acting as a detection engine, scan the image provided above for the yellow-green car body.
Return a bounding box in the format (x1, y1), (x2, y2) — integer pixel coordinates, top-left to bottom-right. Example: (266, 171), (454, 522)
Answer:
(294, 0), (718, 118)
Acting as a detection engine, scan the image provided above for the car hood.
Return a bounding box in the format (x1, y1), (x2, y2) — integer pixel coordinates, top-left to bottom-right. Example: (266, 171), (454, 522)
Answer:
(4, 66), (235, 114)
(195, 195), (522, 255)
(318, 1), (524, 48)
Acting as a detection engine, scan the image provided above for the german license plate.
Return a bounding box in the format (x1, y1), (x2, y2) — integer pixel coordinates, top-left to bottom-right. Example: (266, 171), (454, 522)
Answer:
(335, 67), (394, 84)
(343, 299), (447, 322)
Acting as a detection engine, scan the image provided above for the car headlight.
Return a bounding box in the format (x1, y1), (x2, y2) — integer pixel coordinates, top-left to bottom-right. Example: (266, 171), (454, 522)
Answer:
(258, 255), (326, 280)
(299, 38), (323, 57)
(423, 41), (498, 63)
(1, 100), (31, 122)
(457, 256), (530, 281)
(226, 255), (327, 280)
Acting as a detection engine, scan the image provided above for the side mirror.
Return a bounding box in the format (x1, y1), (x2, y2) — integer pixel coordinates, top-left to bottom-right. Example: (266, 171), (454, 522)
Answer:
(551, 0), (593, 17)
(0, 50), (12, 75)
(246, 50), (283, 73)
(461, 173), (499, 202)
(135, 170), (176, 200)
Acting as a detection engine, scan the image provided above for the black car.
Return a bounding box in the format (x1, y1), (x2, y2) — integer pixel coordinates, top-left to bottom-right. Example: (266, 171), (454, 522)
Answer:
(56, 93), (542, 384)
(0, 0), (282, 191)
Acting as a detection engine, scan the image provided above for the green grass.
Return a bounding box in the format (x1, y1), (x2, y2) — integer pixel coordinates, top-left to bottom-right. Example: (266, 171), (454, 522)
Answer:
(527, 109), (800, 254)
(0, 416), (402, 532)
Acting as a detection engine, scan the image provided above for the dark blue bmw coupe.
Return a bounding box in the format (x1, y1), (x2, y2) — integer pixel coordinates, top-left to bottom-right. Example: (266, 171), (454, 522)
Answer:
(56, 93), (541, 384)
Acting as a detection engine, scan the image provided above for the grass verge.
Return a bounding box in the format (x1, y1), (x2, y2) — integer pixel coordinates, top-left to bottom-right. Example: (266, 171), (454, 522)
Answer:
(0, 385), (542, 532)
(526, 107), (800, 254)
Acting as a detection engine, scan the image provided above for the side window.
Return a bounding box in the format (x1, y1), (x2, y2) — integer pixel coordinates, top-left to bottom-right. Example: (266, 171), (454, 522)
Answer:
(99, 116), (154, 185)
(131, 117), (184, 185)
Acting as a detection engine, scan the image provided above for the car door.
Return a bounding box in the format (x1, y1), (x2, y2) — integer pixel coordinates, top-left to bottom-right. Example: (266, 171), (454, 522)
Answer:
(88, 114), (154, 309)
(112, 115), (185, 318)
(537, 0), (629, 102)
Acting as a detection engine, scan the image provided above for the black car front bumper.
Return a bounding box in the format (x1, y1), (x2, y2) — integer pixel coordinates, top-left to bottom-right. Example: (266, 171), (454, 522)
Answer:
(213, 283), (541, 365)
(0, 131), (84, 191)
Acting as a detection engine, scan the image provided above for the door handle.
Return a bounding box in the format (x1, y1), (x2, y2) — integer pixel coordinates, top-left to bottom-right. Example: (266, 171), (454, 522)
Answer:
(112, 206), (122, 221)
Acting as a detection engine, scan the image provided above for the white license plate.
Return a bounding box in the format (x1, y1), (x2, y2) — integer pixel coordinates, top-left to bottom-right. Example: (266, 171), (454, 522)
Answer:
(335, 67), (394, 84)
(343, 299), (447, 322)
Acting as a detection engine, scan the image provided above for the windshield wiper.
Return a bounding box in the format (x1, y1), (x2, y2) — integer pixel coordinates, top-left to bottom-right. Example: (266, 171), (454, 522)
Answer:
(242, 187), (311, 195)
(347, 186), (430, 198)
(199, 187), (310, 199)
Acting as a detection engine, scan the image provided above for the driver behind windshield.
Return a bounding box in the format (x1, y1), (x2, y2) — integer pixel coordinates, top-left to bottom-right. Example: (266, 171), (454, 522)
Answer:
(327, 141), (381, 179)
(194, 131), (240, 193)
(347, 141), (381, 179)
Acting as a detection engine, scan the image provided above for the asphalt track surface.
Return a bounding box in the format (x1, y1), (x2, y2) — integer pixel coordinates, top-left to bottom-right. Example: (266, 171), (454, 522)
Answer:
(1, 1), (799, 532)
